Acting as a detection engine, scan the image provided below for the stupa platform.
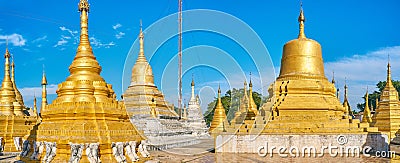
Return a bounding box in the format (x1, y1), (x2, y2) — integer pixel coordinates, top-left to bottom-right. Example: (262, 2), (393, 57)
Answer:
(216, 133), (389, 154)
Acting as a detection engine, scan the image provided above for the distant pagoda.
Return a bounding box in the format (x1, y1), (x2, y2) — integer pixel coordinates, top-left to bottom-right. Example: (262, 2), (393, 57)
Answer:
(209, 86), (228, 134)
(123, 23), (201, 149)
(123, 24), (178, 118)
(184, 78), (208, 135)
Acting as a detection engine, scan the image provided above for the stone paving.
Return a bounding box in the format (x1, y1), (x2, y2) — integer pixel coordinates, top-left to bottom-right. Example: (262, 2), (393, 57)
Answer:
(149, 138), (391, 163)
(0, 138), (393, 163)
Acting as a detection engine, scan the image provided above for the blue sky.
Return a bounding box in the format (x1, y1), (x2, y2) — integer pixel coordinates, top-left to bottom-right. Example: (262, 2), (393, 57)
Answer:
(0, 0), (399, 112)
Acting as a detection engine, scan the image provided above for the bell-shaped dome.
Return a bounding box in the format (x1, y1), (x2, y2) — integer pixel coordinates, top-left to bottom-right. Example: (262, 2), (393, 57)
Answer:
(278, 7), (325, 79)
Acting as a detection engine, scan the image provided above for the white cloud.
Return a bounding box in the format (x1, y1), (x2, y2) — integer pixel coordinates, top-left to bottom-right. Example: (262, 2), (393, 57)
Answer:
(115, 32), (125, 39)
(54, 39), (68, 47)
(62, 35), (71, 39)
(59, 26), (78, 36)
(19, 84), (58, 100)
(113, 23), (122, 30)
(54, 27), (79, 48)
(325, 46), (400, 111)
(90, 37), (115, 49)
(19, 84), (58, 108)
(32, 35), (47, 43)
(19, 84), (58, 96)
(0, 34), (27, 46)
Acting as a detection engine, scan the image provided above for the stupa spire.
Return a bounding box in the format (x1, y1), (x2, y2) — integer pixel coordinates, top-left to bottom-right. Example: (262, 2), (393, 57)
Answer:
(298, 2), (306, 39)
(129, 21), (155, 86)
(2, 44), (12, 87)
(77, 0), (91, 52)
(33, 95), (38, 117)
(209, 85), (227, 133)
(67, 0), (103, 82)
(190, 75), (196, 102)
(41, 67), (47, 112)
(362, 87), (372, 123)
(344, 79), (348, 101)
(137, 20), (147, 62)
(0, 44), (16, 115)
(10, 53), (24, 105)
(248, 73), (258, 115)
(387, 54), (392, 84)
(342, 78), (352, 116)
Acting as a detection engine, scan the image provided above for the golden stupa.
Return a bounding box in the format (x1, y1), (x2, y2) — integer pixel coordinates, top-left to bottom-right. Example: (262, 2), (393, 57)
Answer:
(255, 6), (376, 133)
(342, 82), (352, 117)
(372, 61), (400, 140)
(41, 69), (47, 115)
(362, 89), (373, 123)
(35, 0), (143, 162)
(123, 23), (178, 118)
(209, 86), (228, 134)
(0, 47), (36, 152)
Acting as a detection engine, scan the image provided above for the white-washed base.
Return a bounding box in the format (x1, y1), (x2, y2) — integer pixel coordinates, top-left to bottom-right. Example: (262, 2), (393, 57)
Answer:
(216, 133), (389, 154)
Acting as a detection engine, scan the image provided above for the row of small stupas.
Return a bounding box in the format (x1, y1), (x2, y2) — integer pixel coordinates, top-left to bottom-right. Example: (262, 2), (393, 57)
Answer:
(0, 0), (208, 162)
(210, 5), (398, 154)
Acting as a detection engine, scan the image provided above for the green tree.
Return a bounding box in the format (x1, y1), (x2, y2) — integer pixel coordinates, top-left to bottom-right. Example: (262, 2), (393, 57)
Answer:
(204, 88), (266, 126)
(356, 80), (400, 112)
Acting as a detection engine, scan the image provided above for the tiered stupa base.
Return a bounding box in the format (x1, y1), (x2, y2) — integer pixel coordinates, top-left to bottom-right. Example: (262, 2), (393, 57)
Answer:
(221, 109), (385, 154)
(36, 102), (144, 162)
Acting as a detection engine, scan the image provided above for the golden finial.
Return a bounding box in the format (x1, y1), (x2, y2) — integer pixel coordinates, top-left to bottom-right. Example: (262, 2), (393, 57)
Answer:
(218, 84), (221, 95)
(76, 0), (92, 54)
(4, 38), (10, 58)
(331, 71), (335, 84)
(78, 0), (89, 12)
(243, 80), (248, 94)
(11, 53), (14, 68)
(42, 65), (47, 85)
(191, 74), (195, 87)
(137, 20), (146, 62)
(11, 53), (15, 83)
(342, 78), (348, 101)
(249, 72), (253, 87)
(140, 19), (143, 34)
(298, 1), (306, 39)
(387, 53), (392, 83)
(33, 94), (37, 111)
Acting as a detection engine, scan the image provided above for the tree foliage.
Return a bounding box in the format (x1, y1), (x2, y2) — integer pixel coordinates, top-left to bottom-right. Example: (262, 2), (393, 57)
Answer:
(356, 80), (400, 112)
(204, 88), (266, 126)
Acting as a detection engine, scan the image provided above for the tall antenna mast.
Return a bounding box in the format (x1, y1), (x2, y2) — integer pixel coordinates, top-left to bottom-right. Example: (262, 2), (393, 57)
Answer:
(178, 0), (183, 119)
